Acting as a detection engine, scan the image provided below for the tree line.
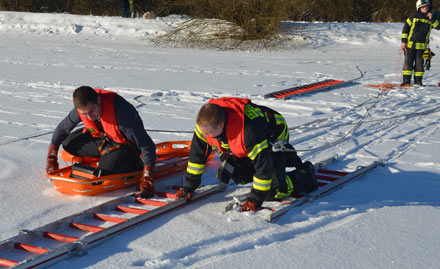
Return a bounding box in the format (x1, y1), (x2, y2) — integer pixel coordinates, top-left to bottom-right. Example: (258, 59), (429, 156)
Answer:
(0, 0), (421, 21)
(0, 0), (427, 39)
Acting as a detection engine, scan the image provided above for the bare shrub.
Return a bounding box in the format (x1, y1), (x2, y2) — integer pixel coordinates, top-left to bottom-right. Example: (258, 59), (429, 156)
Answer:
(154, 0), (291, 40)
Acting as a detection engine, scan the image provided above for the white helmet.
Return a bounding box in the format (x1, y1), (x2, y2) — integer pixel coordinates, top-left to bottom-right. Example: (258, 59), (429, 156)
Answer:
(416, 0), (430, 10)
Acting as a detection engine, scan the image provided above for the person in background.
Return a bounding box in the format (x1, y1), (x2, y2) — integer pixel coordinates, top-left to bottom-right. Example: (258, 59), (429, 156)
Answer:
(401, 0), (440, 86)
(45, 86), (156, 198)
(129, 0), (136, 18)
(122, 0), (130, 18)
(175, 97), (317, 212)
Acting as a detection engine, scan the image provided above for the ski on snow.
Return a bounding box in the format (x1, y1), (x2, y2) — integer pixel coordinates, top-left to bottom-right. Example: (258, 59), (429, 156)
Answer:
(222, 155), (384, 222)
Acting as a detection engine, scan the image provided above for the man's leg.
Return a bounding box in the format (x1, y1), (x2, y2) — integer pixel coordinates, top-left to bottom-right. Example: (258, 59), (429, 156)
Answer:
(230, 157), (254, 184)
(402, 48), (415, 85)
(62, 129), (101, 157)
(98, 145), (143, 175)
(414, 49), (425, 85)
(284, 144), (303, 168)
(270, 151), (294, 200)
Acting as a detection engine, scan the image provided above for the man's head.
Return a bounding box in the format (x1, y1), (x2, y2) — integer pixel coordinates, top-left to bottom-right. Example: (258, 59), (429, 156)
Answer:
(73, 86), (101, 121)
(416, 0), (430, 12)
(196, 103), (225, 137)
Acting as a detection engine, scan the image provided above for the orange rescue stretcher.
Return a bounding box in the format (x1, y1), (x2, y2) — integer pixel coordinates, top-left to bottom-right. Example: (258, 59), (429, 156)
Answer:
(46, 140), (215, 196)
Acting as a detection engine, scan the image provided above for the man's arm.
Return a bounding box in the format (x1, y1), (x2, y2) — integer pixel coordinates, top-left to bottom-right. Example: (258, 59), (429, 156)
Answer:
(114, 95), (156, 166)
(184, 124), (213, 193)
(46, 108), (81, 173)
(431, 12), (440, 30)
(401, 15), (412, 49)
(51, 108), (81, 147)
(243, 117), (273, 204)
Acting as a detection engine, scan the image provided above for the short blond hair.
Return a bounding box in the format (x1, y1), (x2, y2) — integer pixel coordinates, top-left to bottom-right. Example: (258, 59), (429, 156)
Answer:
(196, 103), (225, 127)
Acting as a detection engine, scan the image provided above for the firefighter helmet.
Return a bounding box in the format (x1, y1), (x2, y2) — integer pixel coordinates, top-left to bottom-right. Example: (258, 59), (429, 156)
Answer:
(416, 0), (430, 10)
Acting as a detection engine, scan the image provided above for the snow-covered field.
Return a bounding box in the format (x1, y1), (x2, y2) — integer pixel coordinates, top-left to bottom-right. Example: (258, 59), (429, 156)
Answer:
(0, 11), (439, 268)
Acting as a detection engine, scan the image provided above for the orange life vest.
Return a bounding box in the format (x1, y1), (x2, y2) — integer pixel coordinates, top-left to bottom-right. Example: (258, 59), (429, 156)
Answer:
(78, 89), (128, 144)
(205, 97), (250, 158)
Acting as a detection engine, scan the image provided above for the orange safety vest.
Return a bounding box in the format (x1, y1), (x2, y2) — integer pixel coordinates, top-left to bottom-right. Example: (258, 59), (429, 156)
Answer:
(78, 89), (128, 144)
(205, 97), (249, 158)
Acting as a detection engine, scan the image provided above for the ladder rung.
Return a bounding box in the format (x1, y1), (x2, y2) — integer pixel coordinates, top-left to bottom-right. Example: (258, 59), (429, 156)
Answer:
(94, 213), (128, 223)
(70, 222), (105, 233)
(116, 205), (149, 215)
(135, 198), (168, 207)
(317, 169), (349, 176)
(316, 174), (340, 181)
(43, 232), (78, 243)
(318, 182), (327, 187)
(14, 243), (49, 255)
(155, 192), (177, 199)
(0, 257), (19, 267)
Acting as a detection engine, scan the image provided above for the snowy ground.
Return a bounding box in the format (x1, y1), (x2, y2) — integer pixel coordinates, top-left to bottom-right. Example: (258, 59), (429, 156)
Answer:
(0, 11), (440, 268)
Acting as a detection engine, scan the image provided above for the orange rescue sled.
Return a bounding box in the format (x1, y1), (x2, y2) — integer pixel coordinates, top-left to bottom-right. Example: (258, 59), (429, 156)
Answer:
(46, 140), (214, 196)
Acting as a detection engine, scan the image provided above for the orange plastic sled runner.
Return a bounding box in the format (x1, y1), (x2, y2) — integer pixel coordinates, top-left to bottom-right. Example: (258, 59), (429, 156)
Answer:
(46, 140), (215, 196)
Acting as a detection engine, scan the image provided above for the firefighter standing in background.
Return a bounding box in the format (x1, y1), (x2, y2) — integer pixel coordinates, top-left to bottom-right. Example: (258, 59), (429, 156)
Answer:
(129, 0), (135, 18)
(122, 0), (129, 17)
(401, 0), (440, 86)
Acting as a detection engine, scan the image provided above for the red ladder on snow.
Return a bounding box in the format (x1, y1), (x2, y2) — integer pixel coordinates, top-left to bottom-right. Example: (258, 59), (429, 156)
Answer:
(264, 79), (350, 99)
(264, 66), (364, 100)
(0, 184), (225, 268)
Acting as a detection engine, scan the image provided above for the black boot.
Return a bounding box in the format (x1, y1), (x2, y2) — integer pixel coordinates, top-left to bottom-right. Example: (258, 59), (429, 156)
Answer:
(414, 76), (424, 86)
(302, 161), (318, 192)
(287, 161), (318, 194)
(401, 75), (411, 86)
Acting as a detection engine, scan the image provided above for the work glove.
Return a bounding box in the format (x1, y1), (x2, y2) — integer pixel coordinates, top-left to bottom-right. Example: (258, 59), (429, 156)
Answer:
(175, 187), (193, 201)
(139, 165), (155, 198)
(46, 144), (59, 173)
(241, 198), (262, 212)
